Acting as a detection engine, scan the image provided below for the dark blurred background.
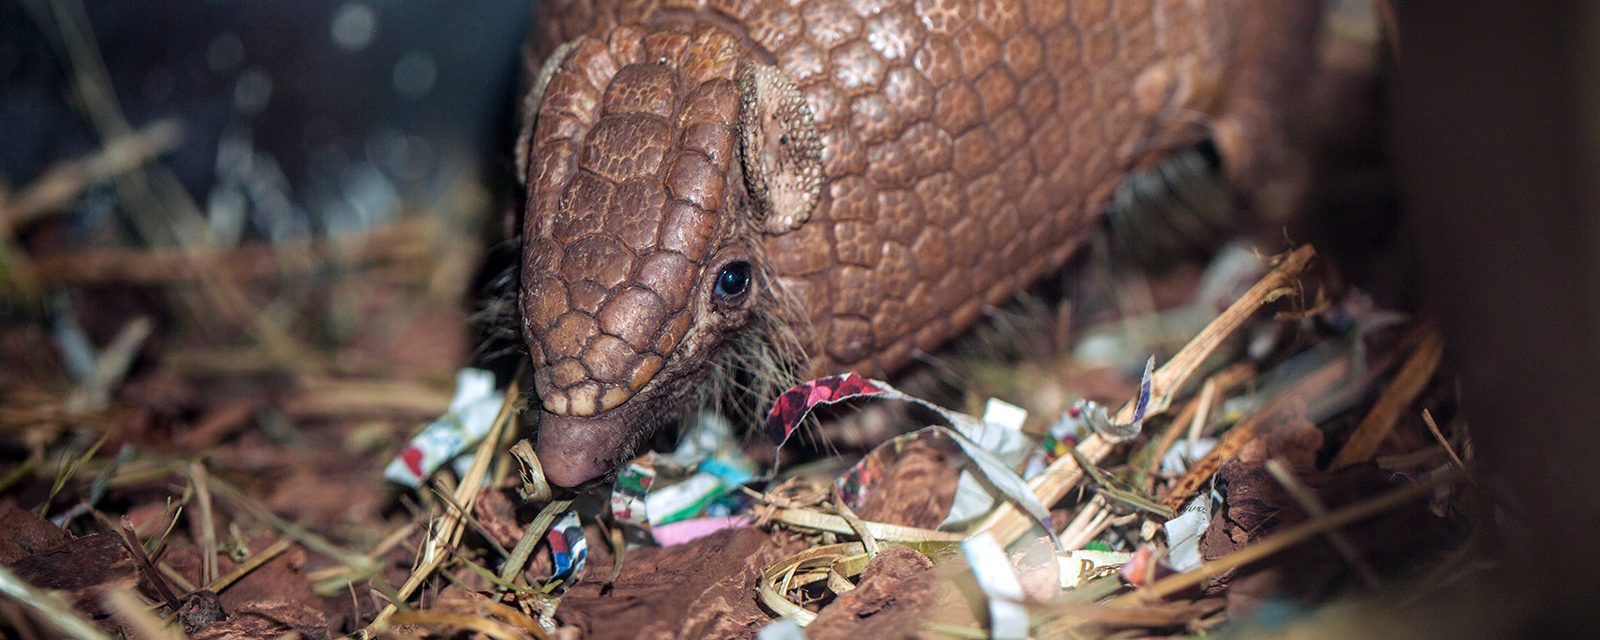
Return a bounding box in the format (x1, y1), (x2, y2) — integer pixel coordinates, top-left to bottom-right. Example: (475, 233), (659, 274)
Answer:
(1, 0), (540, 381)
(2, 0), (529, 245)
(1394, 1), (1600, 636)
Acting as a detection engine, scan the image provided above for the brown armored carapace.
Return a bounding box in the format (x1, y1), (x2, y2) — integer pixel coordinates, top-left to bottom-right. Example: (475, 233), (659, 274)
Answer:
(518, 1), (1320, 487)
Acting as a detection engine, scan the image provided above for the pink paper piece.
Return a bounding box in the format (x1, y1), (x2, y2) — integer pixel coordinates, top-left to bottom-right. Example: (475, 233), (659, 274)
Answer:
(650, 516), (752, 547)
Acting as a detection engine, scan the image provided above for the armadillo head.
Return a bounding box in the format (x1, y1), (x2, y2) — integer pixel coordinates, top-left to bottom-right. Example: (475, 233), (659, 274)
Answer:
(517, 24), (821, 487)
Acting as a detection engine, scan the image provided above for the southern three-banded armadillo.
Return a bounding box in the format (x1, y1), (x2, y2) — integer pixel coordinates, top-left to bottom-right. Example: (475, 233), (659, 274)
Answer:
(514, 0), (1321, 487)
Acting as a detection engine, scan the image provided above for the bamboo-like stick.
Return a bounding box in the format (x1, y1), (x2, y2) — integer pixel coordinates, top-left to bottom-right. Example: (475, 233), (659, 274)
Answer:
(976, 246), (1316, 546)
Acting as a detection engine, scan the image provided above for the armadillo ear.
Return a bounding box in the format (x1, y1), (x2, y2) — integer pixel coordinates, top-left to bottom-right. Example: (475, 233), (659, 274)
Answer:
(515, 40), (581, 186)
(738, 63), (823, 235)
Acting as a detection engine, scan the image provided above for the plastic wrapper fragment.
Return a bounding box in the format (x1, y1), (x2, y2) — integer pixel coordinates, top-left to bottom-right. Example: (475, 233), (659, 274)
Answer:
(765, 373), (891, 446)
(545, 510), (588, 590)
(1058, 549), (1134, 590)
(977, 397), (1033, 465)
(608, 413), (757, 537)
(942, 398), (1037, 527)
(767, 374), (1059, 543)
(1162, 438), (1218, 476)
(1076, 356), (1155, 442)
(1163, 494), (1214, 571)
(651, 516), (751, 546)
(609, 453), (657, 530)
(1120, 544), (1178, 588)
(757, 618), (807, 640)
(836, 428), (949, 509)
(383, 368), (504, 488)
(1022, 405), (1089, 479)
(963, 532), (1030, 640)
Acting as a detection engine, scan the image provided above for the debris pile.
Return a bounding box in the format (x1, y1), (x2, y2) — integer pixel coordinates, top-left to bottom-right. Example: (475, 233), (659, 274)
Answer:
(1, 238), (1482, 638)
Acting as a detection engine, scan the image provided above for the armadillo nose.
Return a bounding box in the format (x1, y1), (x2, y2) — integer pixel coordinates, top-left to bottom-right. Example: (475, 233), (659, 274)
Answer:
(535, 411), (633, 488)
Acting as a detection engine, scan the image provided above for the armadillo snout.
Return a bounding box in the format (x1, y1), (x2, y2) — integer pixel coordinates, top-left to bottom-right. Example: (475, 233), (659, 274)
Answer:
(536, 411), (636, 487)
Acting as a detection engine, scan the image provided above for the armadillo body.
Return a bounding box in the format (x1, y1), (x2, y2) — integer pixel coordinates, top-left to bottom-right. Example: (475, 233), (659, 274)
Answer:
(519, 0), (1319, 486)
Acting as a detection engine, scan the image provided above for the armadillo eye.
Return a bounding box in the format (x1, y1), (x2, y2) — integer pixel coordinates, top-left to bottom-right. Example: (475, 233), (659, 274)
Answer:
(713, 261), (752, 304)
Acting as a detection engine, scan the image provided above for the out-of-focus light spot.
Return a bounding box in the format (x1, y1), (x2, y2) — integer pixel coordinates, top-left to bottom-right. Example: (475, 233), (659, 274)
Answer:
(331, 3), (378, 52)
(234, 68), (273, 114)
(328, 162), (401, 233)
(207, 188), (249, 247)
(367, 128), (409, 172)
(206, 32), (244, 72)
(392, 50), (437, 99)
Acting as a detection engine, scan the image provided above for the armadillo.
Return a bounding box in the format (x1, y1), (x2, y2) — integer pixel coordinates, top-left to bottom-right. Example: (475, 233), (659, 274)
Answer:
(515, 0), (1321, 487)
